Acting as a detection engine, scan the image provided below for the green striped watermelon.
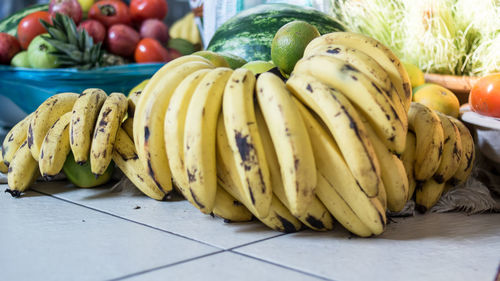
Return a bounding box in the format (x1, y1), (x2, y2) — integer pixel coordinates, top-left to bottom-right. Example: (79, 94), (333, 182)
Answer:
(207, 4), (345, 62)
(0, 4), (49, 36)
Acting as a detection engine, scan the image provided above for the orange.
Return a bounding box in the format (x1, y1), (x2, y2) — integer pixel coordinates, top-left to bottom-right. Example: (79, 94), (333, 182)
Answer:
(413, 83), (460, 118)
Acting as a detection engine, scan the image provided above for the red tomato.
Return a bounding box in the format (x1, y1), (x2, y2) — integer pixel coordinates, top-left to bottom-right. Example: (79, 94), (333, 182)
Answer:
(88, 0), (131, 27)
(17, 11), (52, 49)
(134, 38), (168, 63)
(130, 0), (168, 23)
(469, 73), (500, 118)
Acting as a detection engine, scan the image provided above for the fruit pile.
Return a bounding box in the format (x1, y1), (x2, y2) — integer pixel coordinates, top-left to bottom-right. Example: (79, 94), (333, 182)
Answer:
(0, 0), (199, 69)
(1, 28), (477, 237)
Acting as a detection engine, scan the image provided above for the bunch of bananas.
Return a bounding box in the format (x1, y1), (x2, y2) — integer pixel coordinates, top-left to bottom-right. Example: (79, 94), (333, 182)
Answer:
(169, 12), (202, 47)
(0, 89), (166, 200)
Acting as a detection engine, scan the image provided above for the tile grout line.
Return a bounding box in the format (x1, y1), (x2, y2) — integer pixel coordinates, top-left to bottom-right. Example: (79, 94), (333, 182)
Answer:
(32, 189), (223, 250)
(229, 251), (338, 281)
(107, 250), (226, 281)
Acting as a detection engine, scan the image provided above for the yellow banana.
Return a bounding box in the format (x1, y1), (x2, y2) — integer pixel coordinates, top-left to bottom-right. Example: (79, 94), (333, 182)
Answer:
(183, 68), (233, 214)
(0, 147), (8, 173)
(28, 92), (79, 159)
(434, 112), (462, 183)
(408, 102), (444, 181)
(212, 187), (254, 223)
(2, 113), (33, 166)
(6, 141), (39, 197)
(286, 73), (381, 198)
(401, 131), (417, 199)
(122, 117), (134, 139)
(127, 90), (141, 118)
(39, 112), (72, 178)
(305, 32), (412, 112)
(90, 93), (128, 176)
(70, 88), (107, 164)
(448, 117), (475, 186)
(415, 178), (446, 213)
(222, 69), (272, 218)
(112, 128), (166, 200)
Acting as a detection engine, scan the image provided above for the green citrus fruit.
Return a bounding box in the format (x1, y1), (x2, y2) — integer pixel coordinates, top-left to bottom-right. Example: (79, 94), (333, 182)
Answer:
(241, 60), (275, 75)
(192, 50), (230, 67)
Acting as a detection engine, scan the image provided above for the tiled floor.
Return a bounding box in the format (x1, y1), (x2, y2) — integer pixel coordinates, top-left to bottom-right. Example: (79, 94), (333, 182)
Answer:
(1, 180), (499, 281)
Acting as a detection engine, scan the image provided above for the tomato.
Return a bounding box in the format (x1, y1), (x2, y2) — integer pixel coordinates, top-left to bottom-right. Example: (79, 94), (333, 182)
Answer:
(88, 0), (131, 27)
(134, 38), (168, 63)
(130, 0), (168, 23)
(469, 73), (500, 118)
(17, 11), (52, 49)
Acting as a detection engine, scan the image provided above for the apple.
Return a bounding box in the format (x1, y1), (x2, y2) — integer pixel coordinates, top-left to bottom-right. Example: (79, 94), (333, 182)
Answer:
(78, 19), (106, 43)
(106, 24), (140, 57)
(49, 0), (83, 24)
(27, 34), (60, 69)
(139, 19), (169, 44)
(0, 33), (21, 64)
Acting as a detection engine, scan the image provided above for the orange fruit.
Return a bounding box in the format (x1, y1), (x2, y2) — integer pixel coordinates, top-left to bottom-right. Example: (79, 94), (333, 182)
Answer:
(413, 83), (460, 118)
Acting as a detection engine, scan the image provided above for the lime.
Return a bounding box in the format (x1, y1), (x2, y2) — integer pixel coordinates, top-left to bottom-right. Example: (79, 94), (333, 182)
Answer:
(192, 50), (230, 67)
(413, 83), (460, 118)
(241, 60), (275, 75)
(271, 20), (320, 75)
(63, 152), (114, 188)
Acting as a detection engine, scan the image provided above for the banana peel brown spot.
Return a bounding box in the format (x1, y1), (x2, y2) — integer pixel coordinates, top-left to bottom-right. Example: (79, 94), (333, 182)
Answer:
(341, 64), (358, 73)
(305, 215), (326, 230)
(234, 131), (253, 162)
(246, 180), (256, 205)
(326, 48), (341, 54)
(144, 126), (150, 141)
(190, 188), (205, 209)
(276, 214), (298, 233)
(306, 83), (313, 93)
(433, 174), (445, 184)
(232, 200), (243, 206)
(7, 133), (14, 142)
(187, 167), (197, 183)
(351, 75), (358, 81)
(27, 125), (34, 148)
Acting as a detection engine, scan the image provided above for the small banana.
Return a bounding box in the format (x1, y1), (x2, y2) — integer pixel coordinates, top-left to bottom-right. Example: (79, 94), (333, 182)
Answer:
(28, 92), (79, 159)
(0, 148), (8, 173)
(292, 55), (407, 153)
(2, 113), (33, 166)
(122, 117), (134, 139)
(6, 141), (39, 197)
(90, 93), (128, 176)
(222, 69), (272, 218)
(401, 131), (417, 199)
(127, 89), (142, 118)
(183, 68), (233, 214)
(164, 69), (212, 203)
(212, 187), (254, 223)
(434, 112), (462, 183)
(216, 123), (302, 233)
(408, 102), (444, 181)
(39, 111), (72, 179)
(134, 58), (214, 196)
(295, 98), (386, 236)
(448, 118), (475, 185)
(361, 117), (409, 212)
(305, 32), (412, 112)
(286, 73), (381, 199)
(70, 88), (107, 164)
(415, 178), (446, 213)
(255, 106), (334, 231)
(169, 12), (201, 45)
(112, 127), (166, 200)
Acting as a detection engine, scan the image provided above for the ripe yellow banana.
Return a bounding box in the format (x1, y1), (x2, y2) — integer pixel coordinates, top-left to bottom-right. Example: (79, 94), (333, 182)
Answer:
(39, 111), (72, 179)
(222, 69), (272, 218)
(293, 55), (407, 153)
(361, 117), (409, 212)
(90, 93), (128, 176)
(255, 106), (333, 231)
(415, 178), (446, 213)
(0, 148), (8, 173)
(212, 187), (254, 223)
(408, 102), (444, 181)
(122, 117), (134, 139)
(127, 90), (142, 118)
(164, 68), (211, 203)
(286, 73), (381, 198)
(112, 127), (166, 200)
(169, 12), (201, 45)
(28, 92), (79, 160)
(134, 58), (214, 196)
(183, 68), (233, 214)
(295, 98), (386, 236)
(6, 141), (39, 197)
(401, 131), (417, 199)
(448, 118), (475, 185)
(2, 113), (33, 166)
(305, 32), (412, 112)
(216, 120), (302, 232)
(70, 88), (107, 164)
(434, 112), (462, 183)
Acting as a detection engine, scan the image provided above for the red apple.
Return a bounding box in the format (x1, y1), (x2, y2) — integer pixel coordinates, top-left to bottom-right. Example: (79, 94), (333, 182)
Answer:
(0, 33), (21, 64)
(78, 19), (106, 43)
(106, 24), (140, 57)
(139, 19), (169, 44)
(49, 0), (83, 24)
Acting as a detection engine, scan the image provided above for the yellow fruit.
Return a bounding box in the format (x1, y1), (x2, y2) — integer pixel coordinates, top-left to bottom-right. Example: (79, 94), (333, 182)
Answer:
(192, 51), (229, 67)
(271, 20), (320, 75)
(403, 62), (425, 89)
(413, 84), (460, 118)
(241, 60), (275, 75)
(129, 79), (150, 96)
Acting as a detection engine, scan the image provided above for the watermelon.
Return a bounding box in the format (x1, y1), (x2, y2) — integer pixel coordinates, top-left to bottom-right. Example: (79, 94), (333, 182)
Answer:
(207, 4), (345, 62)
(0, 4), (49, 37)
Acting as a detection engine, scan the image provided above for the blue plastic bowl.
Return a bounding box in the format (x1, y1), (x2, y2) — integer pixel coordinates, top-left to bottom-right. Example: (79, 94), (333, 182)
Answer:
(0, 63), (163, 126)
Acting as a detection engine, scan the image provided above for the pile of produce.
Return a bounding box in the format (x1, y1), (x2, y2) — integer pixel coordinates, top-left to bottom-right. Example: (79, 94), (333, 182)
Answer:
(0, 0), (200, 69)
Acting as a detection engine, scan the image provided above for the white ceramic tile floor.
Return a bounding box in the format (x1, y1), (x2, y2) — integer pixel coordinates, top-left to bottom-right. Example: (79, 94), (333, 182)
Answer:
(1, 181), (499, 281)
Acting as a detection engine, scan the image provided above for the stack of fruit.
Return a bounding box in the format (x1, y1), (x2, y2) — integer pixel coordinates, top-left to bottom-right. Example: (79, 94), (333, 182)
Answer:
(0, 0), (197, 69)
